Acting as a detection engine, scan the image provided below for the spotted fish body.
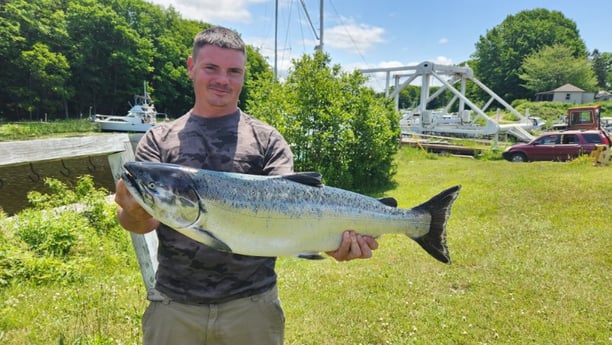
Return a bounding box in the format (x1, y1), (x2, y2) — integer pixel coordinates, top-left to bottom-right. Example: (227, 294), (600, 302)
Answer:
(121, 161), (461, 263)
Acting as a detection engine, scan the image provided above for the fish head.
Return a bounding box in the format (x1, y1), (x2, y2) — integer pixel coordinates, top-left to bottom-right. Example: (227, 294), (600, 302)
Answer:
(122, 162), (203, 228)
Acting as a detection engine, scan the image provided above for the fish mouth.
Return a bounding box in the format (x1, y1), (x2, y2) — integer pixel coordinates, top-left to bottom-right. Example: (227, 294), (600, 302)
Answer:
(121, 170), (145, 200)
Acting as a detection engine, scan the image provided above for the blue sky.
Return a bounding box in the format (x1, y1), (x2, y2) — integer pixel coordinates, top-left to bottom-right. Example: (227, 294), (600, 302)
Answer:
(147, 0), (611, 90)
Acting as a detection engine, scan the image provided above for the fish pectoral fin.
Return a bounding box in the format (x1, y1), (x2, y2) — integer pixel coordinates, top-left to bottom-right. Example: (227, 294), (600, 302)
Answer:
(296, 252), (326, 260)
(193, 227), (232, 253)
(282, 172), (323, 187)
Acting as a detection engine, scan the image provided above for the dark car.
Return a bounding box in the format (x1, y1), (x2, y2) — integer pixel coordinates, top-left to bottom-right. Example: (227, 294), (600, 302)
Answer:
(502, 130), (611, 162)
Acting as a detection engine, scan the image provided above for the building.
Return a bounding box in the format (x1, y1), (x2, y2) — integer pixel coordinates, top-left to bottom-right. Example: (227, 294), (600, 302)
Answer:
(535, 83), (595, 103)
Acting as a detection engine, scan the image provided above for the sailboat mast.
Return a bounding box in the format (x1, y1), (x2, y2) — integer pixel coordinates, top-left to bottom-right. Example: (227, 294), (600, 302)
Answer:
(274, 0), (324, 80)
(318, 0), (323, 52)
(274, 0), (278, 81)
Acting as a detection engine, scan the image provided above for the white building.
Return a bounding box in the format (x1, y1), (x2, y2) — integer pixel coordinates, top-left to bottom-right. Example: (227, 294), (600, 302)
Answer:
(535, 83), (595, 103)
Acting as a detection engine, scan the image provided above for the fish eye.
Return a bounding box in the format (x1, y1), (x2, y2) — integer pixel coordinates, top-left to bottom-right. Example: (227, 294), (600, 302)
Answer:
(147, 182), (156, 189)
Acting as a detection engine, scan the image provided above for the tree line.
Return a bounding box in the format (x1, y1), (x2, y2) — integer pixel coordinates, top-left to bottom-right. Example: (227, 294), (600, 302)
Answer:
(0, 0), (273, 121)
(2, 2), (610, 121)
(397, 8), (611, 109)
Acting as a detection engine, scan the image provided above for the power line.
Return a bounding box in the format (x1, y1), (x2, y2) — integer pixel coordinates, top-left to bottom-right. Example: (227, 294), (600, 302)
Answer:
(328, 0), (367, 64)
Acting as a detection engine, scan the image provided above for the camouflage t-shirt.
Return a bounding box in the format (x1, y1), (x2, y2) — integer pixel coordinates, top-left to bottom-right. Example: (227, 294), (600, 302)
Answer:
(135, 109), (294, 304)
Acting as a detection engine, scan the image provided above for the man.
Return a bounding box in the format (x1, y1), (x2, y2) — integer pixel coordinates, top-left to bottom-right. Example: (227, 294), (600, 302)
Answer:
(115, 26), (378, 345)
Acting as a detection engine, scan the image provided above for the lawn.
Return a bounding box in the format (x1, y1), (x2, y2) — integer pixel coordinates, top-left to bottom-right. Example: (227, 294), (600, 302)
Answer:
(1, 147), (610, 344)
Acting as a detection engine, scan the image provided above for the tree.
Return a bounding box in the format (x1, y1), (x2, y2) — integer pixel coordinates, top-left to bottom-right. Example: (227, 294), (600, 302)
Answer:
(591, 49), (612, 89)
(472, 8), (587, 102)
(21, 43), (72, 119)
(0, 0), (295, 120)
(397, 85), (420, 109)
(246, 52), (399, 192)
(0, 0), (71, 119)
(519, 44), (597, 93)
(66, 0), (154, 116)
(111, 1), (201, 117)
(240, 45), (274, 110)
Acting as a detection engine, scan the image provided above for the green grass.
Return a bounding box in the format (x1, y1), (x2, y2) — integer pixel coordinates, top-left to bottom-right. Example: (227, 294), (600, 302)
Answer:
(279, 149), (612, 344)
(0, 119), (99, 141)
(1, 147), (611, 344)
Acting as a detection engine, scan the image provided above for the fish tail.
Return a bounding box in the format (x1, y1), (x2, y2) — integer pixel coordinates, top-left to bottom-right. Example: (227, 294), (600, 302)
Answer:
(411, 185), (461, 264)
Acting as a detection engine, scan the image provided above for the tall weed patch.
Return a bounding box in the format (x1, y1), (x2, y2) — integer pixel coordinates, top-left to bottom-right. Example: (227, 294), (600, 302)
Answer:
(0, 175), (127, 287)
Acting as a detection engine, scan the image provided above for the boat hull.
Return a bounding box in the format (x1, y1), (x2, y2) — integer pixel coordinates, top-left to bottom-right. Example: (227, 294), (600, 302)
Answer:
(94, 114), (158, 133)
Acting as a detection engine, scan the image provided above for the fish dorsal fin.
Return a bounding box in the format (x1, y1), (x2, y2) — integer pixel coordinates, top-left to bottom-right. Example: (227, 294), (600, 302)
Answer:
(378, 197), (398, 208)
(282, 172), (323, 187)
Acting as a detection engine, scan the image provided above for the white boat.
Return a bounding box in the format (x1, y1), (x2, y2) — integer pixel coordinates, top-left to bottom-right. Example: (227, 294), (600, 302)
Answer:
(93, 84), (167, 132)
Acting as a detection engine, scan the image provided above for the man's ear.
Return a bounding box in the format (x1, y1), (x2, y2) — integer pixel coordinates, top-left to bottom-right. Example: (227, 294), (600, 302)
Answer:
(186, 56), (195, 79)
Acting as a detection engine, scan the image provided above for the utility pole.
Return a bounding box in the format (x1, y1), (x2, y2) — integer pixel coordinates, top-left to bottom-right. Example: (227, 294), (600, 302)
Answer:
(274, 0), (278, 81)
(318, 0), (323, 52)
(300, 0), (323, 52)
(275, 0), (324, 80)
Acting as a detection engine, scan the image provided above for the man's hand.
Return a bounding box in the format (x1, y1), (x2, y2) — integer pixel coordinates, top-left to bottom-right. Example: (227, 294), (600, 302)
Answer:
(115, 179), (159, 234)
(326, 230), (379, 261)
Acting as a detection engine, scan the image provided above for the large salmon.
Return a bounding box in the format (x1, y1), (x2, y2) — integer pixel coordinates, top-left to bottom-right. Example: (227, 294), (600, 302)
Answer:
(121, 162), (461, 263)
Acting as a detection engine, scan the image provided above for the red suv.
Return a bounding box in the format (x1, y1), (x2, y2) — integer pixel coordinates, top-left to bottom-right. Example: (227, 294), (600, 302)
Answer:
(502, 130), (611, 162)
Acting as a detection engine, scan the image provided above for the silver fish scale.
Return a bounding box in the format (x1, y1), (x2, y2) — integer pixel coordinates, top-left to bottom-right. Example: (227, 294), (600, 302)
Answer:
(191, 170), (409, 220)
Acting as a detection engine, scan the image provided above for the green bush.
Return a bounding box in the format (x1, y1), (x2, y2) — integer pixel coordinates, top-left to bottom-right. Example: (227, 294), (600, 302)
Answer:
(247, 52), (400, 192)
(74, 175), (117, 235)
(0, 175), (125, 288)
(0, 250), (84, 286)
(27, 178), (79, 209)
(0, 229), (84, 287)
(13, 209), (83, 257)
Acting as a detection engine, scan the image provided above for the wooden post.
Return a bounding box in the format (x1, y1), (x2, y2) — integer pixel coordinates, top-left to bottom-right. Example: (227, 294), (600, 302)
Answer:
(107, 140), (159, 292)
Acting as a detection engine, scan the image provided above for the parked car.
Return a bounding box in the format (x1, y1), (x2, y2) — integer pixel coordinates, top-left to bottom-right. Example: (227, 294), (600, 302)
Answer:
(601, 117), (612, 133)
(502, 130), (611, 162)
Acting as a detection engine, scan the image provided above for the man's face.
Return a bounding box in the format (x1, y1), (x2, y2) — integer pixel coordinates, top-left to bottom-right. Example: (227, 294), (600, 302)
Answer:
(187, 45), (246, 116)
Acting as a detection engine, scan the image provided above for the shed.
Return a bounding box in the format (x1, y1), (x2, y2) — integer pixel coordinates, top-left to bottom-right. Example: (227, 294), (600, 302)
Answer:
(535, 83), (595, 103)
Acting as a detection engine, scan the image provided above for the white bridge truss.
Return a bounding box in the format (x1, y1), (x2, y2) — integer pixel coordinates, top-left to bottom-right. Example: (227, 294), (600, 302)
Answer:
(360, 61), (535, 141)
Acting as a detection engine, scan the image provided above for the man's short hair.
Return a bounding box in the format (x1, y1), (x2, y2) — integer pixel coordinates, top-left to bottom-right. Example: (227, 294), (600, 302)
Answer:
(192, 26), (246, 61)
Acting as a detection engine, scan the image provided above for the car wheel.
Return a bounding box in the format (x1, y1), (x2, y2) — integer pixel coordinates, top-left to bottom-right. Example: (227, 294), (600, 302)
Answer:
(510, 152), (527, 162)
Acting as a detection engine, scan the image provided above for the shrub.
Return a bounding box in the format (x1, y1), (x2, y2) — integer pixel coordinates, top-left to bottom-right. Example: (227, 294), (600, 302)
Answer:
(13, 209), (84, 257)
(0, 175), (125, 287)
(74, 175), (117, 235)
(27, 178), (79, 209)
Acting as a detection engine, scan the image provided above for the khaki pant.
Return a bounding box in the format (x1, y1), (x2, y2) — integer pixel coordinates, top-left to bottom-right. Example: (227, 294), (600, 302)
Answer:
(142, 286), (285, 345)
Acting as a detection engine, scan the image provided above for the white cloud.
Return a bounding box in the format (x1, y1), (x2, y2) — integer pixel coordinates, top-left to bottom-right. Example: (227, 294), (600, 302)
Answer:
(439, 37), (449, 45)
(147, 0), (263, 22)
(323, 19), (385, 53)
(248, 36), (299, 79)
(432, 56), (453, 65)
